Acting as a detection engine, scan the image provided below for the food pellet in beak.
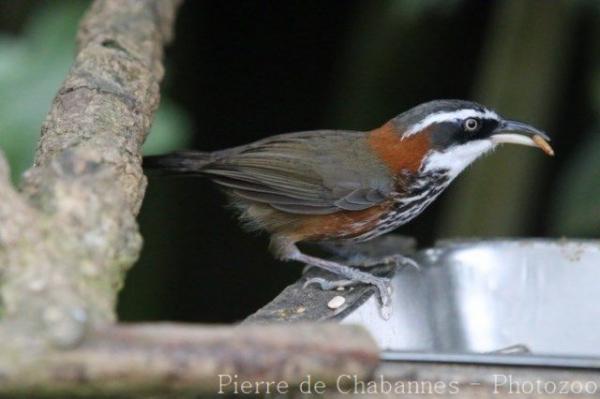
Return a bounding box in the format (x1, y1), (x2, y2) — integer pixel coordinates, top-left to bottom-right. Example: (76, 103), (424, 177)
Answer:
(533, 135), (555, 156)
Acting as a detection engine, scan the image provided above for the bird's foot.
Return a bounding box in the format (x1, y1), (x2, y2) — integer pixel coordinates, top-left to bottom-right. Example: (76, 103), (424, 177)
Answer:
(303, 253), (419, 274)
(275, 238), (396, 319)
(346, 253), (420, 271)
(303, 272), (393, 320)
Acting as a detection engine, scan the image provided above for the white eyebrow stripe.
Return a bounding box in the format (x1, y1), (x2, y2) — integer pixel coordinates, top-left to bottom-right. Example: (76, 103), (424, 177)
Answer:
(404, 109), (499, 137)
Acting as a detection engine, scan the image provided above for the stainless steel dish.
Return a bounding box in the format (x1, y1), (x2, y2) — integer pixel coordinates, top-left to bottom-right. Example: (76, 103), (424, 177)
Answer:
(343, 239), (600, 359)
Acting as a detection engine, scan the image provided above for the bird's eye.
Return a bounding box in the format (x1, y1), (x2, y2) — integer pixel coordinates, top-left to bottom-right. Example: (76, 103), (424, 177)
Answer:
(463, 118), (480, 132)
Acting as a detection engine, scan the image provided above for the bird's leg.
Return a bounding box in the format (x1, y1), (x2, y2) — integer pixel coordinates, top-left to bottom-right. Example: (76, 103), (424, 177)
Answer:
(271, 237), (393, 318)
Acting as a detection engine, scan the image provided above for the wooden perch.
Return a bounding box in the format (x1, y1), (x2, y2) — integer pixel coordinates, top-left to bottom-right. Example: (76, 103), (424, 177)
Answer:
(0, 1), (380, 396)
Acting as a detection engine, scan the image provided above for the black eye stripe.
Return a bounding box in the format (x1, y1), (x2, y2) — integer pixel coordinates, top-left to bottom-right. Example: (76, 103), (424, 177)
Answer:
(428, 118), (500, 149)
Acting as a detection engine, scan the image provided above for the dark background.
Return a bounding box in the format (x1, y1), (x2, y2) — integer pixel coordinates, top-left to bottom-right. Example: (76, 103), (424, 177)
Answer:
(1, 1), (598, 323)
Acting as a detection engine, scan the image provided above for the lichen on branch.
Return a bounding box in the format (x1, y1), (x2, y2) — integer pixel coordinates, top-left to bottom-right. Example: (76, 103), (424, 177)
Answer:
(0, 0), (182, 348)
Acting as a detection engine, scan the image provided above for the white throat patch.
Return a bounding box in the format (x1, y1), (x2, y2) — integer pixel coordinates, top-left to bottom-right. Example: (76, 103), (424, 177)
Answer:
(421, 140), (495, 180)
(404, 108), (499, 137)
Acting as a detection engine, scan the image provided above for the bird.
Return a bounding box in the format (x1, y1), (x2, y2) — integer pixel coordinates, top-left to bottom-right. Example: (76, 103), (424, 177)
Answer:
(144, 99), (553, 318)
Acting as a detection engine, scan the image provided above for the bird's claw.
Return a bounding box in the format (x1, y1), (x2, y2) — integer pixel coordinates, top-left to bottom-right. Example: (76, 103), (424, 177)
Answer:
(380, 303), (392, 320)
(382, 254), (420, 271)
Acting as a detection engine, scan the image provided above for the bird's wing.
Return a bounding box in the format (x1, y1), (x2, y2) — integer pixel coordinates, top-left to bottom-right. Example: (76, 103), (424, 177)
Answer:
(203, 130), (394, 215)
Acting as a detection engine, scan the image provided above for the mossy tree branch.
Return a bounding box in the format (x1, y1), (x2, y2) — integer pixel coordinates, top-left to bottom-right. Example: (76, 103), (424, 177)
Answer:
(0, 0), (182, 347)
(0, 2), (380, 396)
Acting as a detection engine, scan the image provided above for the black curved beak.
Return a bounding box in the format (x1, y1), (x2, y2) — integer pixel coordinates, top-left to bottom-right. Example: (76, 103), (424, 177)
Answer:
(491, 120), (554, 156)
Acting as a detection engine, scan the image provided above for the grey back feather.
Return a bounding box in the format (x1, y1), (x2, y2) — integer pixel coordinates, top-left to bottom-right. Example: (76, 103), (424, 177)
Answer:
(202, 130), (394, 215)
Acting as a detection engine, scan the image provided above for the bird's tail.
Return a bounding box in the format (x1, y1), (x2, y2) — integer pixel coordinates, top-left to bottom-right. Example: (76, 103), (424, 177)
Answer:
(143, 151), (214, 176)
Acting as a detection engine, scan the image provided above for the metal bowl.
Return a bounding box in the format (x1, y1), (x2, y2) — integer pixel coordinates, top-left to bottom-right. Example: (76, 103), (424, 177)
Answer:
(343, 239), (600, 360)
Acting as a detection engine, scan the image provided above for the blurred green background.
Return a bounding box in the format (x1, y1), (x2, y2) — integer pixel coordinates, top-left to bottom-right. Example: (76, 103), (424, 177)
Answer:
(0, 0), (598, 322)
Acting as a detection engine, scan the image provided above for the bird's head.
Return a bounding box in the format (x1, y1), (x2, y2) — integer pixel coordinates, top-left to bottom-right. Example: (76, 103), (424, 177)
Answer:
(386, 99), (554, 179)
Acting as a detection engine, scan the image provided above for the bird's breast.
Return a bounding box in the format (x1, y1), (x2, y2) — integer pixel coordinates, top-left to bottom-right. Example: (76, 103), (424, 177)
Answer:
(346, 169), (451, 242)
